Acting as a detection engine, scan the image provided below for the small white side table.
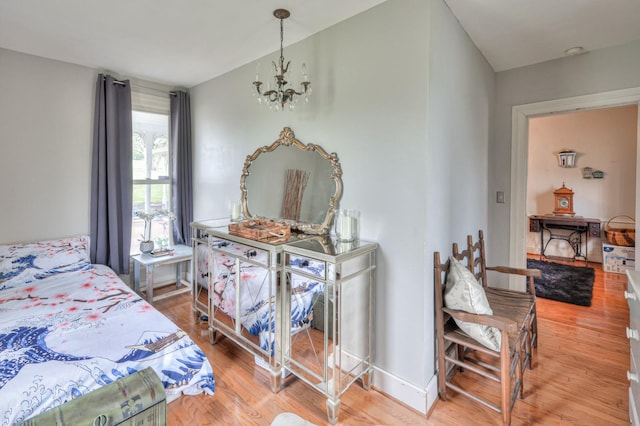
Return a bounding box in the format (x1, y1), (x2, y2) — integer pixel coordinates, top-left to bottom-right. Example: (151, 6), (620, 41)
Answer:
(130, 244), (193, 304)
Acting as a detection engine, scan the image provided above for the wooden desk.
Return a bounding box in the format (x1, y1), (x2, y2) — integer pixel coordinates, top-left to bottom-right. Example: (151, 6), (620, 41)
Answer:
(529, 215), (601, 265)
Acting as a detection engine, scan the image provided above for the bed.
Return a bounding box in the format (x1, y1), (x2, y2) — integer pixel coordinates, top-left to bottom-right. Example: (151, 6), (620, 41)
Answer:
(0, 236), (215, 425)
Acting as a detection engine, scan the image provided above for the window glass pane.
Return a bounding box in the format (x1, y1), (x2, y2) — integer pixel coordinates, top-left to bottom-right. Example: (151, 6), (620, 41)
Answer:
(132, 111), (169, 180)
(131, 108), (171, 255)
(131, 183), (171, 254)
(132, 183), (170, 214)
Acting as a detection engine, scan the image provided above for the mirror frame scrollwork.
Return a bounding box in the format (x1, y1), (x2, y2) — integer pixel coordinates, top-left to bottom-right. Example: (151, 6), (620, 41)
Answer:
(240, 127), (343, 235)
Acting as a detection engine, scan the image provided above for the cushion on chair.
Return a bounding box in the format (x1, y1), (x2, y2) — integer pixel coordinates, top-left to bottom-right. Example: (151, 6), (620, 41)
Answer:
(444, 256), (501, 351)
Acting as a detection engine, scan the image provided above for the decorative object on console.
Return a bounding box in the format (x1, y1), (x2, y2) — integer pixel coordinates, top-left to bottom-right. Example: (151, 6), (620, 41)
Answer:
(228, 219), (291, 242)
(140, 240), (155, 254)
(252, 9), (311, 111)
(335, 209), (360, 242)
(282, 169), (310, 221)
(231, 201), (242, 222)
(552, 183), (575, 216)
(241, 127), (342, 235)
(557, 149), (576, 167)
(136, 209), (177, 253)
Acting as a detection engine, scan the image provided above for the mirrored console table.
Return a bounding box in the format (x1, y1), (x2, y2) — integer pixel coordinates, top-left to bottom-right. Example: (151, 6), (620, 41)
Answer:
(282, 237), (377, 424)
(191, 220), (378, 424)
(191, 219), (287, 392)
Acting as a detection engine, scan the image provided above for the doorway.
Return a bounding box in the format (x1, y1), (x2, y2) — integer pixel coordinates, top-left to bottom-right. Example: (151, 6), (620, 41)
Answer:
(509, 87), (640, 284)
(526, 105), (637, 261)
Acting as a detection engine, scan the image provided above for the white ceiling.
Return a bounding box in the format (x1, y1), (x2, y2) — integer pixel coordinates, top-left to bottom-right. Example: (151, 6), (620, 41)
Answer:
(1, 1), (640, 87)
(0, 0), (387, 87)
(444, 0), (640, 72)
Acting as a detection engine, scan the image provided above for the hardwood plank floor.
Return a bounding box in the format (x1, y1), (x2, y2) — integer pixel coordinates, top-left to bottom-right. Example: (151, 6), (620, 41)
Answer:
(154, 258), (630, 425)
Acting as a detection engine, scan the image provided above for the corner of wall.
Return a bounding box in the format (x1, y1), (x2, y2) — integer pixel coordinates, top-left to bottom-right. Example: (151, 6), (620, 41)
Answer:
(371, 366), (435, 416)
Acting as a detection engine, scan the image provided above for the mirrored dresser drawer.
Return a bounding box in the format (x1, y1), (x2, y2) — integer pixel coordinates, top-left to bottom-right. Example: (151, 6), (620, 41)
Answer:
(626, 270), (640, 425)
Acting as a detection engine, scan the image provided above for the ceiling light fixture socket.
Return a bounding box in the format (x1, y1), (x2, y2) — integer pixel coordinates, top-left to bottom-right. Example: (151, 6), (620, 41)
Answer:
(564, 46), (585, 56)
(273, 9), (290, 20)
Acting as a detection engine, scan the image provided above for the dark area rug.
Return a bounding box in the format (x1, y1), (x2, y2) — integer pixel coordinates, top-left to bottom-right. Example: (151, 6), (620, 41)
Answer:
(526, 259), (595, 306)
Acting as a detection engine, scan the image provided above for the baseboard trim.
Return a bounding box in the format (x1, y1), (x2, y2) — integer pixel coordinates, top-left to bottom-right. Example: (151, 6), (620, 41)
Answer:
(335, 345), (437, 415)
(370, 366), (438, 415)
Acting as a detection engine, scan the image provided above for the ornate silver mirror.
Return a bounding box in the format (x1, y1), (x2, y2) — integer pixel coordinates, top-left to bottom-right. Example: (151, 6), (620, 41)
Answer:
(240, 127), (343, 235)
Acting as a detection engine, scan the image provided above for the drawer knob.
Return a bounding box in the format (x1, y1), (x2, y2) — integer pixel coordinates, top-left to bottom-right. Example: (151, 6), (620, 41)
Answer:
(627, 327), (640, 341)
(628, 371), (639, 383)
(625, 290), (637, 301)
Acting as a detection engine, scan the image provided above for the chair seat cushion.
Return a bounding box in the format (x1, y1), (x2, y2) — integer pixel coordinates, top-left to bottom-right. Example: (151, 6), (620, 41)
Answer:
(444, 256), (501, 351)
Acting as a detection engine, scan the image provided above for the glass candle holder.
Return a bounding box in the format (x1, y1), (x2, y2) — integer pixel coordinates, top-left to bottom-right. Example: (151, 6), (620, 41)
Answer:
(335, 209), (360, 242)
(231, 201), (242, 222)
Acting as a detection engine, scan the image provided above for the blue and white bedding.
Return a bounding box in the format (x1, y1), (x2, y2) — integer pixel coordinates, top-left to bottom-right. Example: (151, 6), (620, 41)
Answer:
(197, 242), (325, 353)
(0, 236), (215, 425)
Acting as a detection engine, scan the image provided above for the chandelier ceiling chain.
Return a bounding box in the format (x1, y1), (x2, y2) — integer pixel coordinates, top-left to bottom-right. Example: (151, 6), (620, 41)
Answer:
(252, 9), (311, 111)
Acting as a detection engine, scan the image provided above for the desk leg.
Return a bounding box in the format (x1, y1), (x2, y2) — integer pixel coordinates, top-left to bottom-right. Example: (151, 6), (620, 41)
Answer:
(146, 265), (154, 303)
(585, 232), (589, 267)
(133, 262), (140, 293)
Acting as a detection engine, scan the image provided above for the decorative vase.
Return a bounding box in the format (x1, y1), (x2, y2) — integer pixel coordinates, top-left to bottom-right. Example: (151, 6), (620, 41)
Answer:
(139, 240), (154, 254)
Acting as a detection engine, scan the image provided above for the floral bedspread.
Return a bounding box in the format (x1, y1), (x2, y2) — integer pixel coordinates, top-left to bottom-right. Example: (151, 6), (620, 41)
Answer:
(0, 237), (214, 425)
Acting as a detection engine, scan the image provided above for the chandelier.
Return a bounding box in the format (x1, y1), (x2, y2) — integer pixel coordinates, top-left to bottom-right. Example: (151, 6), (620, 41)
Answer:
(253, 9), (311, 111)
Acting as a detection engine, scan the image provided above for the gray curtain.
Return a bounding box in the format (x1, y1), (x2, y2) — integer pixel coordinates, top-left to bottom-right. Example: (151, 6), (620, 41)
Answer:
(170, 91), (193, 245)
(90, 74), (133, 274)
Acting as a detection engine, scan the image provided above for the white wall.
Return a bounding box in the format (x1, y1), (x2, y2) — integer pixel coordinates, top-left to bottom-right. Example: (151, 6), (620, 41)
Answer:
(425, 0), (495, 397)
(526, 106), (637, 260)
(491, 39), (640, 269)
(192, 0), (494, 411)
(0, 48), (96, 243)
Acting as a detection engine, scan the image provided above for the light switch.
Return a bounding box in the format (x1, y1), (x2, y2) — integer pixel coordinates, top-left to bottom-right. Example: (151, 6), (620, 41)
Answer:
(496, 191), (505, 203)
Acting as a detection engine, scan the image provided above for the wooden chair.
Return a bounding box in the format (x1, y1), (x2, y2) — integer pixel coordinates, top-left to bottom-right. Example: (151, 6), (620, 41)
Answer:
(434, 233), (539, 425)
(464, 230), (540, 370)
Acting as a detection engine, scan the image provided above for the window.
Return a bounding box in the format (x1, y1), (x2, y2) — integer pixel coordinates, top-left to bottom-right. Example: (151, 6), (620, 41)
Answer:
(131, 109), (172, 254)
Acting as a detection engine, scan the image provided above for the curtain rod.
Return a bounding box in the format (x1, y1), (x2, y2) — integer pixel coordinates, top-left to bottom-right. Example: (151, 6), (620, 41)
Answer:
(108, 77), (177, 96)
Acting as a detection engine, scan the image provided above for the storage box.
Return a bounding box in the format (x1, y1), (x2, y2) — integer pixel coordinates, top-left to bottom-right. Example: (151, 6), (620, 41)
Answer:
(602, 243), (636, 274)
(228, 219), (291, 242)
(19, 367), (166, 425)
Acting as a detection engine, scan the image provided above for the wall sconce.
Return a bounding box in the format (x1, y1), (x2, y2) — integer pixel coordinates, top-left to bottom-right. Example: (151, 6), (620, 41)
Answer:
(557, 150), (576, 168)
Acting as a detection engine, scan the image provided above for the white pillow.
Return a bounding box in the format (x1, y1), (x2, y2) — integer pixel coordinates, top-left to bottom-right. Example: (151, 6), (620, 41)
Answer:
(444, 256), (501, 351)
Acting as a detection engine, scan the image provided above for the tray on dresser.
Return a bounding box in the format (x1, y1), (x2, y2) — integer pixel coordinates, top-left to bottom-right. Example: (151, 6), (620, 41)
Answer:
(228, 219), (291, 242)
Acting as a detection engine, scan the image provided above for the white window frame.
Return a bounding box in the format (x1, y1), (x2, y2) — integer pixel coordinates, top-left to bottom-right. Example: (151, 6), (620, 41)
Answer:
(131, 91), (172, 252)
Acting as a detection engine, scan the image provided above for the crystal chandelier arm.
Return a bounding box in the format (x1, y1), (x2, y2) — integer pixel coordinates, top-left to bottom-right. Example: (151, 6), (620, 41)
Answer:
(252, 9), (311, 111)
(253, 81), (263, 95)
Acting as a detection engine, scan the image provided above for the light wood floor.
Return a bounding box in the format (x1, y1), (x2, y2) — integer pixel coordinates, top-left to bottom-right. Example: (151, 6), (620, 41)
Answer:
(154, 258), (630, 425)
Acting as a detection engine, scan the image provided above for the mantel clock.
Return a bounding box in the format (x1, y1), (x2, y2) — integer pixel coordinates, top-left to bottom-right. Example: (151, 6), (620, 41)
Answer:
(553, 183), (575, 216)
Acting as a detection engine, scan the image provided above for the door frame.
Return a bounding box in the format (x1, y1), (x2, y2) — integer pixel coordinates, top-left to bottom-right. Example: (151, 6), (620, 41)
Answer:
(509, 87), (640, 283)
